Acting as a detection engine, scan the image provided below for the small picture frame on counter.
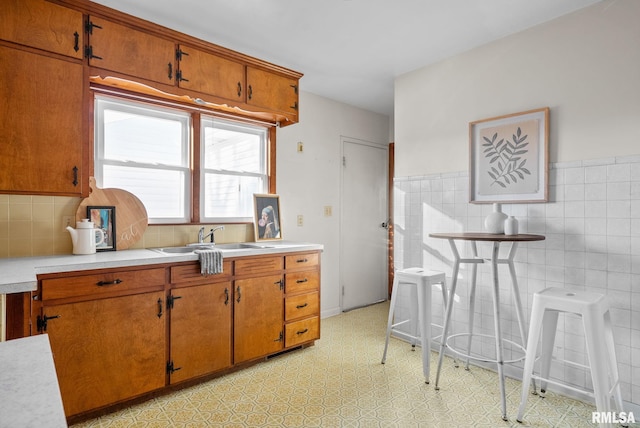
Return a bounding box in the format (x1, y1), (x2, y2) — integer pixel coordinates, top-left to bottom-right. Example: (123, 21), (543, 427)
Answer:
(253, 194), (282, 241)
(87, 206), (116, 251)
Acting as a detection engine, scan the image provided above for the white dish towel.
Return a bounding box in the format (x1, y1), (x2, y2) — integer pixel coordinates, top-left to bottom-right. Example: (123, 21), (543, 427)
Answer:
(194, 249), (223, 275)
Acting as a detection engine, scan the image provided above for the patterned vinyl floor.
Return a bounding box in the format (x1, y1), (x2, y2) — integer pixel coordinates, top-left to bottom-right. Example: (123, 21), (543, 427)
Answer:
(72, 302), (605, 427)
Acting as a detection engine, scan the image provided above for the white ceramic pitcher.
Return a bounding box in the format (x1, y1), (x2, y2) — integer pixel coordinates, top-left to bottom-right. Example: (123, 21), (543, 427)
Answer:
(67, 219), (106, 255)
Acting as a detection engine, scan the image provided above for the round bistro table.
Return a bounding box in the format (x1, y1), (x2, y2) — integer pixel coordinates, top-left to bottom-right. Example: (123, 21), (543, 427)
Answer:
(428, 232), (545, 421)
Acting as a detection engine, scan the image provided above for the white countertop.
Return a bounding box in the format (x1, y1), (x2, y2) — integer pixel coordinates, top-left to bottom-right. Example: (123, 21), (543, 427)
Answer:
(0, 242), (323, 295)
(0, 334), (67, 428)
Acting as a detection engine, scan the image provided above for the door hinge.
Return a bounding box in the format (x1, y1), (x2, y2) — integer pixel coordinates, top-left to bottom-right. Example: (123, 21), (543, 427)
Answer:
(84, 45), (102, 60)
(176, 70), (189, 82)
(175, 48), (189, 61)
(274, 279), (284, 290)
(167, 295), (182, 309)
(85, 19), (102, 35)
(166, 361), (182, 374)
(37, 314), (60, 333)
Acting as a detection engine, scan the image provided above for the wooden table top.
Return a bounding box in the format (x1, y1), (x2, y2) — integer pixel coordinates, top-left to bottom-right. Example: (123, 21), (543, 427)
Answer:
(429, 232), (545, 242)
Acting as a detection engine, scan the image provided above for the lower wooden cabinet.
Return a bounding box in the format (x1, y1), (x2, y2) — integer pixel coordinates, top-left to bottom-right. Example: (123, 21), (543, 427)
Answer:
(169, 280), (232, 383)
(28, 250), (320, 421)
(234, 274), (284, 363)
(43, 290), (166, 417)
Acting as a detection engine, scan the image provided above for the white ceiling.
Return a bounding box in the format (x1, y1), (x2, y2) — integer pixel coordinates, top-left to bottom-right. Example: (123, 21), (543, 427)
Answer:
(91, 0), (601, 116)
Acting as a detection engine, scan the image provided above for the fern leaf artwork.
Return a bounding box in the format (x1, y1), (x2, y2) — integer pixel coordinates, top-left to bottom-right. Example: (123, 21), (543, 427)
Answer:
(476, 118), (541, 197)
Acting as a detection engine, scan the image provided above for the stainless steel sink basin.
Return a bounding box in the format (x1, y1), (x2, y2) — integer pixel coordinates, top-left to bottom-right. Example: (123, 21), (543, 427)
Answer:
(152, 242), (260, 254)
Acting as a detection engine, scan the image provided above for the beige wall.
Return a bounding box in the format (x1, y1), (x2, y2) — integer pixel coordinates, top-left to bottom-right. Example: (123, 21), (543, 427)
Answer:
(395, 0), (640, 177)
(277, 91), (391, 317)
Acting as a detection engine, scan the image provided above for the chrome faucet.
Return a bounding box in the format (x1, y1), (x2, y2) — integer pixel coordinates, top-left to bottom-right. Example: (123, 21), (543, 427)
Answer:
(198, 226), (225, 244)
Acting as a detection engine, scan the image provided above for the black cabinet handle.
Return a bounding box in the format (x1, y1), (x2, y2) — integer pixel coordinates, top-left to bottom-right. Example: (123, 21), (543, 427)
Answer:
(236, 286), (241, 303)
(157, 298), (163, 318)
(73, 32), (79, 52)
(168, 63), (173, 80)
(224, 288), (229, 305)
(248, 85), (253, 100)
(296, 258), (308, 263)
(296, 303), (308, 309)
(296, 328), (308, 335)
(72, 166), (78, 186)
(296, 278), (308, 284)
(237, 82), (242, 97)
(96, 279), (122, 286)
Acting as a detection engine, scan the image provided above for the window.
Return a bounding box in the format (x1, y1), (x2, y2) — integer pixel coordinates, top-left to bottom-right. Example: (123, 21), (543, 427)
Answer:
(94, 95), (269, 224)
(200, 117), (267, 222)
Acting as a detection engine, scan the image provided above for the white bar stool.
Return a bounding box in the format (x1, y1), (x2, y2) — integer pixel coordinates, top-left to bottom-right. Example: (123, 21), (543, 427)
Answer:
(517, 287), (626, 427)
(381, 267), (448, 384)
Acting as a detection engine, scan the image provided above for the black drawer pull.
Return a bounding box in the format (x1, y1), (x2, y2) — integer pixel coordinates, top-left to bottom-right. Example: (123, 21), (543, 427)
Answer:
(296, 303), (308, 309)
(296, 328), (308, 335)
(296, 278), (308, 284)
(96, 279), (122, 286)
(296, 258), (308, 263)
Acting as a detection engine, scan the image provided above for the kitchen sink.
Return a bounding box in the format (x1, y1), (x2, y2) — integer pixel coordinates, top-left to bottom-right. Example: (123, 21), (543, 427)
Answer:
(151, 242), (264, 254)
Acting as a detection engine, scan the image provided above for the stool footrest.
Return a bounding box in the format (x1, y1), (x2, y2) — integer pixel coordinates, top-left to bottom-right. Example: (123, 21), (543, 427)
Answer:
(531, 374), (595, 399)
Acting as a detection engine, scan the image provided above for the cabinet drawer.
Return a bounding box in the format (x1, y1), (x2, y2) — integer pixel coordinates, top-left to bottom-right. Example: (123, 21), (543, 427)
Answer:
(235, 256), (283, 277)
(285, 291), (319, 321)
(285, 317), (319, 347)
(41, 268), (165, 301)
(285, 252), (319, 271)
(170, 261), (232, 285)
(285, 271), (319, 295)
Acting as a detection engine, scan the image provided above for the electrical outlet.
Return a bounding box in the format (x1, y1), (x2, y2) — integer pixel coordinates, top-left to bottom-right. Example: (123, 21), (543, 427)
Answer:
(62, 216), (74, 230)
(297, 215), (304, 226)
(324, 206), (332, 217)
(297, 141), (304, 153)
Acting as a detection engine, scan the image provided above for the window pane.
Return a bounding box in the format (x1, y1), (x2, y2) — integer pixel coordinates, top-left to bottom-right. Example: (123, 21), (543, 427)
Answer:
(203, 173), (263, 219)
(104, 110), (185, 166)
(202, 120), (264, 173)
(103, 165), (188, 220)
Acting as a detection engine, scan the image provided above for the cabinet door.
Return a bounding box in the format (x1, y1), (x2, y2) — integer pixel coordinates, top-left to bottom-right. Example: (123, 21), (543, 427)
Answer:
(246, 67), (299, 115)
(177, 46), (245, 102)
(1, 0), (83, 59)
(43, 291), (166, 417)
(234, 274), (284, 363)
(169, 282), (232, 383)
(87, 16), (175, 85)
(0, 46), (84, 195)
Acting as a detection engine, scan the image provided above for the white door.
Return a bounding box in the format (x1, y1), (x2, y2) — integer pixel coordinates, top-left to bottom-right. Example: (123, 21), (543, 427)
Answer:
(341, 137), (388, 311)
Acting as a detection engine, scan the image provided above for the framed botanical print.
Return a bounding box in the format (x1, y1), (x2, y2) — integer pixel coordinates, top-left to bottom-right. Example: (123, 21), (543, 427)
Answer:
(469, 107), (549, 203)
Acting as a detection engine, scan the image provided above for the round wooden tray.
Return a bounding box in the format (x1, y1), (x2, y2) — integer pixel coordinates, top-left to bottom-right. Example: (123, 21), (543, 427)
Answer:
(76, 178), (148, 250)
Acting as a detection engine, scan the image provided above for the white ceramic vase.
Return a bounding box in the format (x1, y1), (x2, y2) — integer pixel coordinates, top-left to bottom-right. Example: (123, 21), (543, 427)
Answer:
(504, 216), (519, 235)
(484, 203), (508, 234)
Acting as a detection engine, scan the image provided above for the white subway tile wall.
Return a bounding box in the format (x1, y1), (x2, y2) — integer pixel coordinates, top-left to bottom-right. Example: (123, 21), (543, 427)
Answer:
(393, 154), (640, 408)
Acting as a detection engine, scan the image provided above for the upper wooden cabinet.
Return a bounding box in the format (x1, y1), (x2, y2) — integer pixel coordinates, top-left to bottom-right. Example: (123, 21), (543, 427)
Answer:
(0, 46), (86, 195)
(176, 45), (245, 103)
(0, 0), (84, 59)
(86, 15), (175, 86)
(247, 67), (299, 117)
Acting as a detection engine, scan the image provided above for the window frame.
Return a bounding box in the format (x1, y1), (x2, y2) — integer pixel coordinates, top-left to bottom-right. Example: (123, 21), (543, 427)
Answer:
(199, 115), (269, 223)
(93, 92), (276, 225)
